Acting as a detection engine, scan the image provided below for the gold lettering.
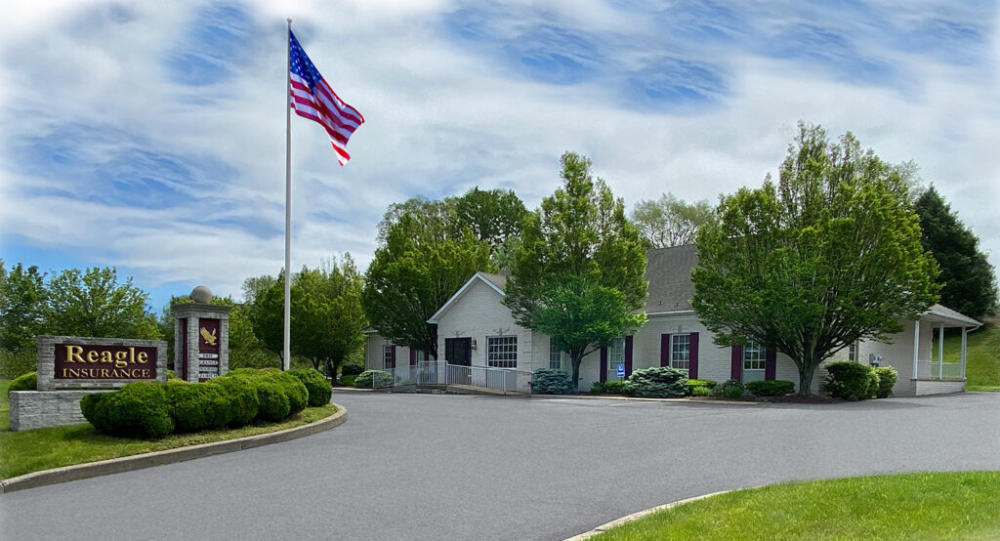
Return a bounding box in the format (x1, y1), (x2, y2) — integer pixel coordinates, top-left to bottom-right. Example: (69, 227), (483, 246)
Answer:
(137, 351), (148, 364)
(100, 350), (111, 363)
(87, 350), (99, 363)
(100, 368), (110, 377)
(142, 369), (150, 378)
(68, 368), (79, 378)
(66, 345), (84, 363)
(115, 351), (128, 368)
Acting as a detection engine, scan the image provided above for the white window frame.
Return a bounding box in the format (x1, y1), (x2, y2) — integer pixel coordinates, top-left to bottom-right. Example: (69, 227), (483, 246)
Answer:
(548, 340), (562, 370)
(743, 342), (765, 371)
(487, 336), (517, 368)
(670, 334), (691, 371)
(607, 337), (625, 378)
(848, 342), (859, 362)
(382, 343), (394, 370)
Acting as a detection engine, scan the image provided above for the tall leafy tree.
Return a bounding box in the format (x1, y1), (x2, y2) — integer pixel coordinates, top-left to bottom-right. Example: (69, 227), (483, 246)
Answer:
(915, 186), (998, 317)
(45, 267), (160, 339)
(631, 192), (716, 248)
(692, 124), (940, 395)
(452, 187), (527, 248)
(0, 261), (47, 352)
(292, 255), (367, 377)
(504, 152), (648, 387)
(364, 210), (491, 356)
(249, 272), (288, 361)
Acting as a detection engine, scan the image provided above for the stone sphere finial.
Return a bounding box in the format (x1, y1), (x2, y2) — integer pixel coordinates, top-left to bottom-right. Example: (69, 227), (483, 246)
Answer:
(191, 285), (213, 304)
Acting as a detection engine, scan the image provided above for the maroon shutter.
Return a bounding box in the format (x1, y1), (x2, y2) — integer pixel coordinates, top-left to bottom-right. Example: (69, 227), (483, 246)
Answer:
(390, 345), (396, 369)
(624, 336), (633, 377)
(765, 347), (776, 380)
(689, 332), (699, 379)
(730, 345), (742, 381)
(409, 349), (416, 366)
(599, 347), (608, 383)
(660, 334), (671, 367)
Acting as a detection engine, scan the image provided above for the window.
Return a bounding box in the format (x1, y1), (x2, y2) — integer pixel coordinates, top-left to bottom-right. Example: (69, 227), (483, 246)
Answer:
(743, 342), (765, 371)
(606, 337), (625, 379)
(549, 341), (561, 369)
(848, 342), (859, 362)
(671, 334), (691, 371)
(487, 336), (517, 368)
(382, 344), (394, 369)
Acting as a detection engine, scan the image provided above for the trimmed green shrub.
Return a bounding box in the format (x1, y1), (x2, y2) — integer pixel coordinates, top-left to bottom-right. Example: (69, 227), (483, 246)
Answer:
(81, 381), (174, 438)
(227, 368), (309, 414)
(589, 380), (631, 395)
(530, 368), (575, 394)
(627, 367), (688, 398)
(686, 379), (717, 395)
(713, 379), (744, 399)
(255, 380), (291, 422)
(824, 361), (878, 400)
(167, 369), (177, 380)
(207, 376), (259, 426)
(289, 368), (333, 406)
(341, 363), (365, 376)
(165, 380), (233, 432)
(354, 369), (394, 389)
(690, 386), (712, 397)
(8, 371), (36, 395)
(874, 366), (898, 398)
(340, 374), (357, 387)
(746, 380), (795, 397)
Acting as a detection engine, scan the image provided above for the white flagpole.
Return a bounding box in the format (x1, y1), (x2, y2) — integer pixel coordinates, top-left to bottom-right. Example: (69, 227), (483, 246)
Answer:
(283, 17), (292, 371)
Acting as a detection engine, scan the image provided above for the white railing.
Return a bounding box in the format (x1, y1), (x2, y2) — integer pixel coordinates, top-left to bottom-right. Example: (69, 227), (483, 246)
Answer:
(445, 364), (533, 395)
(916, 360), (964, 380)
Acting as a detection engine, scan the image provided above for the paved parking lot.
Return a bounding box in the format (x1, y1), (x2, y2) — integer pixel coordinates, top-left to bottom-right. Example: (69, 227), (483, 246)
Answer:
(4, 391), (1000, 540)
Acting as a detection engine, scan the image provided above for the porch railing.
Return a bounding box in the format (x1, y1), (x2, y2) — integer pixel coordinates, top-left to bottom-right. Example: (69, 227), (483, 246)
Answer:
(367, 361), (533, 394)
(916, 360), (964, 380)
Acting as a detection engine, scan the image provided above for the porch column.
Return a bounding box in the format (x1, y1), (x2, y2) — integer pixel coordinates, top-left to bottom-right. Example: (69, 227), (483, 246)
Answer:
(938, 326), (944, 379)
(912, 319), (920, 379)
(961, 327), (968, 379)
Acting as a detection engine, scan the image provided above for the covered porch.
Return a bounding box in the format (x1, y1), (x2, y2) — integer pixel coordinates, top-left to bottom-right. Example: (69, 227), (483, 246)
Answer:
(910, 304), (982, 395)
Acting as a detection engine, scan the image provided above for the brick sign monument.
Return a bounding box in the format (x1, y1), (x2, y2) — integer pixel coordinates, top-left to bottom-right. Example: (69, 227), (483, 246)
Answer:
(8, 285), (230, 431)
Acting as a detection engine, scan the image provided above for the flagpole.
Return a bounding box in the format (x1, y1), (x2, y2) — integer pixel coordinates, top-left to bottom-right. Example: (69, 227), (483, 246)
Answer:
(283, 17), (292, 371)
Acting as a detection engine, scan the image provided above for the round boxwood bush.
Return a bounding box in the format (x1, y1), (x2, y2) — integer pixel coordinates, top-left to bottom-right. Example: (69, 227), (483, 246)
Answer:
(354, 369), (393, 389)
(8, 371), (36, 395)
(823, 361), (878, 400)
(341, 363), (365, 377)
(207, 376), (260, 426)
(712, 379), (745, 399)
(746, 380), (795, 397)
(228, 368), (308, 415)
(288, 368), (333, 406)
(254, 380), (291, 422)
(530, 368), (575, 394)
(874, 366), (898, 398)
(627, 367), (688, 398)
(165, 380), (233, 432)
(81, 381), (174, 438)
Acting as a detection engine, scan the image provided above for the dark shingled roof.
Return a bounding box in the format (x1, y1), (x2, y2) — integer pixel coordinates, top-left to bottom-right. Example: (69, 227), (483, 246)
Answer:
(643, 244), (697, 313)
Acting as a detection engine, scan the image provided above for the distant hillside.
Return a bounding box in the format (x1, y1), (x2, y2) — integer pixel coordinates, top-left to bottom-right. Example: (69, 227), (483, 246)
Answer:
(941, 317), (999, 391)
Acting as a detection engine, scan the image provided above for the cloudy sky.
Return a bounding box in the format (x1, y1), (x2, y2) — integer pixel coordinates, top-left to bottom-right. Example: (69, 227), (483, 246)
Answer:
(2, 0), (997, 314)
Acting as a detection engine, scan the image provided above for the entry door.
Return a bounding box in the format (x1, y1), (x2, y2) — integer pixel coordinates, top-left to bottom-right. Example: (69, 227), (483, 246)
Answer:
(445, 338), (472, 366)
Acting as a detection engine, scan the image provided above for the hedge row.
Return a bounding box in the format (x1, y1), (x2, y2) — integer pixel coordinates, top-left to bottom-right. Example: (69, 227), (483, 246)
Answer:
(80, 368), (331, 438)
(823, 362), (898, 400)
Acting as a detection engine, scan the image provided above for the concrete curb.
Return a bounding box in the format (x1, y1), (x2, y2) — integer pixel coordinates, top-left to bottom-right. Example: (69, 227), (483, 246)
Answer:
(564, 490), (734, 540)
(0, 403), (347, 494)
(531, 393), (764, 406)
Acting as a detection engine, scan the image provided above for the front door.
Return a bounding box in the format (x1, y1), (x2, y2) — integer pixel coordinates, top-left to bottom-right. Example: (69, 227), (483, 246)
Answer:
(445, 337), (472, 366)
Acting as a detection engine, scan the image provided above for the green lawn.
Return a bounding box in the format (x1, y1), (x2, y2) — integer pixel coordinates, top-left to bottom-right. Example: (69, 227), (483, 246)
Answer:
(592, 472), (1000, 541)
(0, 380), (336, 479)
(935, 318), (1000, 391)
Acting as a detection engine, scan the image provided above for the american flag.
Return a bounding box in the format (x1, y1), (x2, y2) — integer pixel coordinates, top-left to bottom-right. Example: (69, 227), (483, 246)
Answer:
(289, 30), (365, 166)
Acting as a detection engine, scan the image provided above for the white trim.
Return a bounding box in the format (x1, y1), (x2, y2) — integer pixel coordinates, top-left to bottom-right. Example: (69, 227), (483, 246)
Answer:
(925, 306), (982, 328)
(645, 309), (696, 317)
(427, 272), (506, 324)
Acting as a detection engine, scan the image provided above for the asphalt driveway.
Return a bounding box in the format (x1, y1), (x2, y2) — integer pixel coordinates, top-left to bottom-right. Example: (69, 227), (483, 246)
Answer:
(3, 391), (999, 540)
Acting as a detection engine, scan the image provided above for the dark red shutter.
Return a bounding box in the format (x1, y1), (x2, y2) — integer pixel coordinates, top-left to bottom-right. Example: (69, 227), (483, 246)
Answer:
(624, 336), (633, 377)
(409, 349), (416, 366)
(689, 332), (699, 379)
(765, 347), (777, 380)
(730, 346), (742, 381)
(599, 347), (608, 383)
(660, 334), (671, 367)
(390, 345), (396, 369)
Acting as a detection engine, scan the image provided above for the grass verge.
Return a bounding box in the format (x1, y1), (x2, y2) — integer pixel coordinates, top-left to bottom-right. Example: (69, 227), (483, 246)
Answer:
(591, 471), (1000, 541)
(0, 380), (336, 479)
(937, 317), (1000, 391)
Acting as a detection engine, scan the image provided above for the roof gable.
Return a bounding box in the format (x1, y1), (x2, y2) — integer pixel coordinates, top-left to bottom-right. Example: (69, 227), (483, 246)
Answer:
(427, 272), (506, 324)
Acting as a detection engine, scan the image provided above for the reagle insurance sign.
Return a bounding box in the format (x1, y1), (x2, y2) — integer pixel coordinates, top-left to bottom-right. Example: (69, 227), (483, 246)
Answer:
(36, 336), (167, 390)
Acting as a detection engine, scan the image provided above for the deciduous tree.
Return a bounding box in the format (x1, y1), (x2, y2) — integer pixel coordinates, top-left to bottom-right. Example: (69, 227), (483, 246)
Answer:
(631, 192), (716, 248)
(45, 267), (160, 339)
(292, 255), (367, 377)
(0, 261), (47, 352)
(504, 152), (648, 387)
(692, 124), (940, 395)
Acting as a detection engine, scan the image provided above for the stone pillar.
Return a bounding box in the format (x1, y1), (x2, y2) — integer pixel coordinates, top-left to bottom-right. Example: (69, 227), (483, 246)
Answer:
(174, 286), (231, 382)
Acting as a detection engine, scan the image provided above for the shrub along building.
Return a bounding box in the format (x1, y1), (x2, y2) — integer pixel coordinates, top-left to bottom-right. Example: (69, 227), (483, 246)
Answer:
(364, 245), (981, 396)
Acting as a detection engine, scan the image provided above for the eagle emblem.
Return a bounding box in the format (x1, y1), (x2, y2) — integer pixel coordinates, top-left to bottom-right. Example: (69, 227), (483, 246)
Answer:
(200, 327), (218, 346)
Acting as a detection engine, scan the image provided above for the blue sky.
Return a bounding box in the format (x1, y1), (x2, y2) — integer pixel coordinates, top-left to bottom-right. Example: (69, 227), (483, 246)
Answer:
(1, 0), (998, 315)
